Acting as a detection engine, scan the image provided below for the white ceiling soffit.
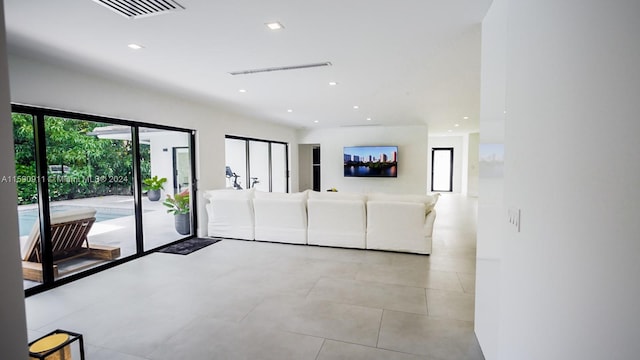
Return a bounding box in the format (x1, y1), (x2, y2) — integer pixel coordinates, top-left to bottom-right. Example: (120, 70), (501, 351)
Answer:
(91, 0), (184, 19)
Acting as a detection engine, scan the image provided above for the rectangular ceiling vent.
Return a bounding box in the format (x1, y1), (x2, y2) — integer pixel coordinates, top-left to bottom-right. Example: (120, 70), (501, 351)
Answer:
(92, 0), (184, 19)
(340, 124), (381, 127)
(229, 62), (332, 76)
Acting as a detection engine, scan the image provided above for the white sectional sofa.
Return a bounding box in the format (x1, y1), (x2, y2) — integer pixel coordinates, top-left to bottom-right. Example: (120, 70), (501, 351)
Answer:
(204, 188), (255, 240)
(203, 189), (439, 255)
(253, 190), (308, 244)
(307, 191), (367, 249)
(365, 193), (438, 254)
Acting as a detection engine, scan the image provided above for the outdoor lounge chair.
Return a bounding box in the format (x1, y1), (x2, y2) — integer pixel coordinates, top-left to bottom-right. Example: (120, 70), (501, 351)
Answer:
(21, 208), (121, 282)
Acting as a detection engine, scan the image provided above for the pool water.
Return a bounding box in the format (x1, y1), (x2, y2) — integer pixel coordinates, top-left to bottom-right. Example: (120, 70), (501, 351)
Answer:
(18, 205), (135, 237)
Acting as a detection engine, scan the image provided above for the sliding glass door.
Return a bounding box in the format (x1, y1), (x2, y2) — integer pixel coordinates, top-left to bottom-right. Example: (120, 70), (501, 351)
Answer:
(44, 117), (137, 281)
(224, 136), (289, 192)
(12, 113), (40, 290)
(271, 143), (287, 193)
(12, 105), (196, 295)
(139, 127), (194, 251)
(249, 141), (269, 192)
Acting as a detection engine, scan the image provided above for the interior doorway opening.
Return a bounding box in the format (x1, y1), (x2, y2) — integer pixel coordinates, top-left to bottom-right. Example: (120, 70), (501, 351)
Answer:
(431, 147), (454, 192)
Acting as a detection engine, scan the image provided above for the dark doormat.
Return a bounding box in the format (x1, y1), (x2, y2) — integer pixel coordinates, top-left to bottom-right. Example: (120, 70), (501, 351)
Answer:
(157, 238), (222, 255)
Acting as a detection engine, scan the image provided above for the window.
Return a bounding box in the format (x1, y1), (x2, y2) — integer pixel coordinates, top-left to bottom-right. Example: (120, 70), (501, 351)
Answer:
(12, 105), (196, 295)
(224, 136), (289, 192)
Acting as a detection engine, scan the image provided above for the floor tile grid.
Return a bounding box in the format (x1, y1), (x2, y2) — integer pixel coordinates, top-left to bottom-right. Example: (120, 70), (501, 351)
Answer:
(25, 194), (481, 360)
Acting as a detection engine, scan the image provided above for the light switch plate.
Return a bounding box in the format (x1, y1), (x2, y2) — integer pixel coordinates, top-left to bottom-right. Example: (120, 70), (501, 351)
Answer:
(508, 207), (521, 232)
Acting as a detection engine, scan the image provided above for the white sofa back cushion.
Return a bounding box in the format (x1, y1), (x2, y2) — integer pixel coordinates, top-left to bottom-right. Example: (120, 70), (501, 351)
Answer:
(253, 198), (308, 244)
(205, 189), (255, 240)
(254, 190), (308, 201)
(204, 188), (255, 200)
(366, 200), (433, 254)
(307, 198), (366, 248)
(367, 192), (438, 213)
(307, 191), (367, 202)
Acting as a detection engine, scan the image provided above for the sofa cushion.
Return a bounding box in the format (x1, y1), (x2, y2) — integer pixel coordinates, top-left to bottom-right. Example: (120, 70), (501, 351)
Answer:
(307, 191), (367, 202)
(307, 198), (366, 248)
(204, 188), (255, 200)
(253, 198), (307, 244)
(367, 192), (438, 213)
(254, 190), (308, 201)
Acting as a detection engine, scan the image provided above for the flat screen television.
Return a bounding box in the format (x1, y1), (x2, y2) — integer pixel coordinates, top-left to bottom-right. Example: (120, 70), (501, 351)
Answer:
(344, 146), (398, 177)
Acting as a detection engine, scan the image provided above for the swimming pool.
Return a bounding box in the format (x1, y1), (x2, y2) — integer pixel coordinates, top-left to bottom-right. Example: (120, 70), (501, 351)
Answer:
(18, 205), (135, 237)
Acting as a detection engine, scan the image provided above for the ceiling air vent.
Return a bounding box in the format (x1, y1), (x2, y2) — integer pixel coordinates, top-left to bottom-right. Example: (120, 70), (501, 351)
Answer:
(92, 0), (184, 19)
(229, 62), (332, 76)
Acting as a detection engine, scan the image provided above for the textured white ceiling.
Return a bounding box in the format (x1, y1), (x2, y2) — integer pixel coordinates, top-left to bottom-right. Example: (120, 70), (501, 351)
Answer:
(4, 0), (491, 134)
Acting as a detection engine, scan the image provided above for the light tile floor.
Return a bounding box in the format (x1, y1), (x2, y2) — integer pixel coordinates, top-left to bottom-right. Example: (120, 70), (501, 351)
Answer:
(25, 193), (482, 360)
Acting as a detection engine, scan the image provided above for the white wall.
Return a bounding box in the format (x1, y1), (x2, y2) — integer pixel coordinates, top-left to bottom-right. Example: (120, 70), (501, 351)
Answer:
(428, 135), (464, 194)
(478, 1), (640, 359)
(475, 0), (507, 358)
(299, 126), (428, 194)
(0, 2), (29, 357)
(7, 52), (300, 237)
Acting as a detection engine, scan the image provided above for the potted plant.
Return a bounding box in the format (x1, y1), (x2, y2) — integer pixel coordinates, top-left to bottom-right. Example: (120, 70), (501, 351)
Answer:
(143, 175), (167, 201)
(163, 189), (190, 235)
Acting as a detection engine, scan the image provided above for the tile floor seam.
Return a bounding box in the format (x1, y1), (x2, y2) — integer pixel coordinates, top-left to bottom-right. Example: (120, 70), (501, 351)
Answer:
(303, 276), (325, 299)
(282, 328), (371, 349)
(88, 342), (153, 360)
(237, 295), (268, 324)
(455, 272), (466, 293)
(302, 296), (430, 318)
(425, 287), (430, 317)
(142, 312), (204, 359)
(25, 195), (481, 359)
(330, 275), (435, 292)
(31, 301), (99, 332)
(376, 309), (384, 348)
(328, 338), (433, 359)
(314, 338), (326, 360)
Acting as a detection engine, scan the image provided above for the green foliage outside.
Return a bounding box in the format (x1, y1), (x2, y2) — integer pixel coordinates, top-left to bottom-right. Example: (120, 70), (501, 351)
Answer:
(142, 175), (167, 191)
(12, 113), (151, 205)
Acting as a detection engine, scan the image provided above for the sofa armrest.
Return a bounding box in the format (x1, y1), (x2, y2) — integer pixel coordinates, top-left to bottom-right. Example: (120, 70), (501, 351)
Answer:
(424, 208), (437, 237)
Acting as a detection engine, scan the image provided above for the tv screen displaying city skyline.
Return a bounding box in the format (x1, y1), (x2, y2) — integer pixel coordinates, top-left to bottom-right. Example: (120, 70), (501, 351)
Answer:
(343, 146), (398, 177)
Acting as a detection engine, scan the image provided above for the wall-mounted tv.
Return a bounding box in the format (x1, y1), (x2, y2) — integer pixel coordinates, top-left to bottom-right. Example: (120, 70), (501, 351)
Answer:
(344, 146), (398, 177)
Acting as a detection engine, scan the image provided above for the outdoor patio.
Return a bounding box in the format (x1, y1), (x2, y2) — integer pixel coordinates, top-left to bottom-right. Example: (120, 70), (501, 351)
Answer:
(19, 195), (188, 288)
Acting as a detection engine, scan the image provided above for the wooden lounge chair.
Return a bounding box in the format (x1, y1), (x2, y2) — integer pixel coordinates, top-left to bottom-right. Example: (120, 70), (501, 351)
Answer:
(21, 208), (121, 282)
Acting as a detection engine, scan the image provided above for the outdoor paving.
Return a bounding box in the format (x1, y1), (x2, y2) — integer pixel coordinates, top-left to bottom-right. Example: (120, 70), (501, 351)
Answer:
(20, 195), (185, 289)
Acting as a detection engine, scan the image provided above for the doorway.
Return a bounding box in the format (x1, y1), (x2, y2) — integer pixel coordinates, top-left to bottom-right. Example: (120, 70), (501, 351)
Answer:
(312, 146), (321, 192)
(431, 148), (454, 192)
(173, 147), (190, 193)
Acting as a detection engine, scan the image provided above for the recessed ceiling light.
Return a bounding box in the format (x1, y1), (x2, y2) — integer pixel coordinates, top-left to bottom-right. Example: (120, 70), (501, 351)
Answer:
(329, 81), (338, 86)
(239, 89), (247, 93)
(454, 123), (459, 127)
(127, 43), (144, 50)
(463, 116), (469, 120)
(366, 117), (372, 121)
(287, 109), (293, 113)
(353, 105), (359, 109)
(266, 22), (284, 30)
(314, 120), (319, 123)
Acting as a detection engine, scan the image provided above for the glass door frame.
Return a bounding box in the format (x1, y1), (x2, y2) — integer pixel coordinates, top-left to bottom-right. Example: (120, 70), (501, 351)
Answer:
(13, 104), (197, 297)
(431, 147), (454, 192)
(225, 135), (289, 193)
